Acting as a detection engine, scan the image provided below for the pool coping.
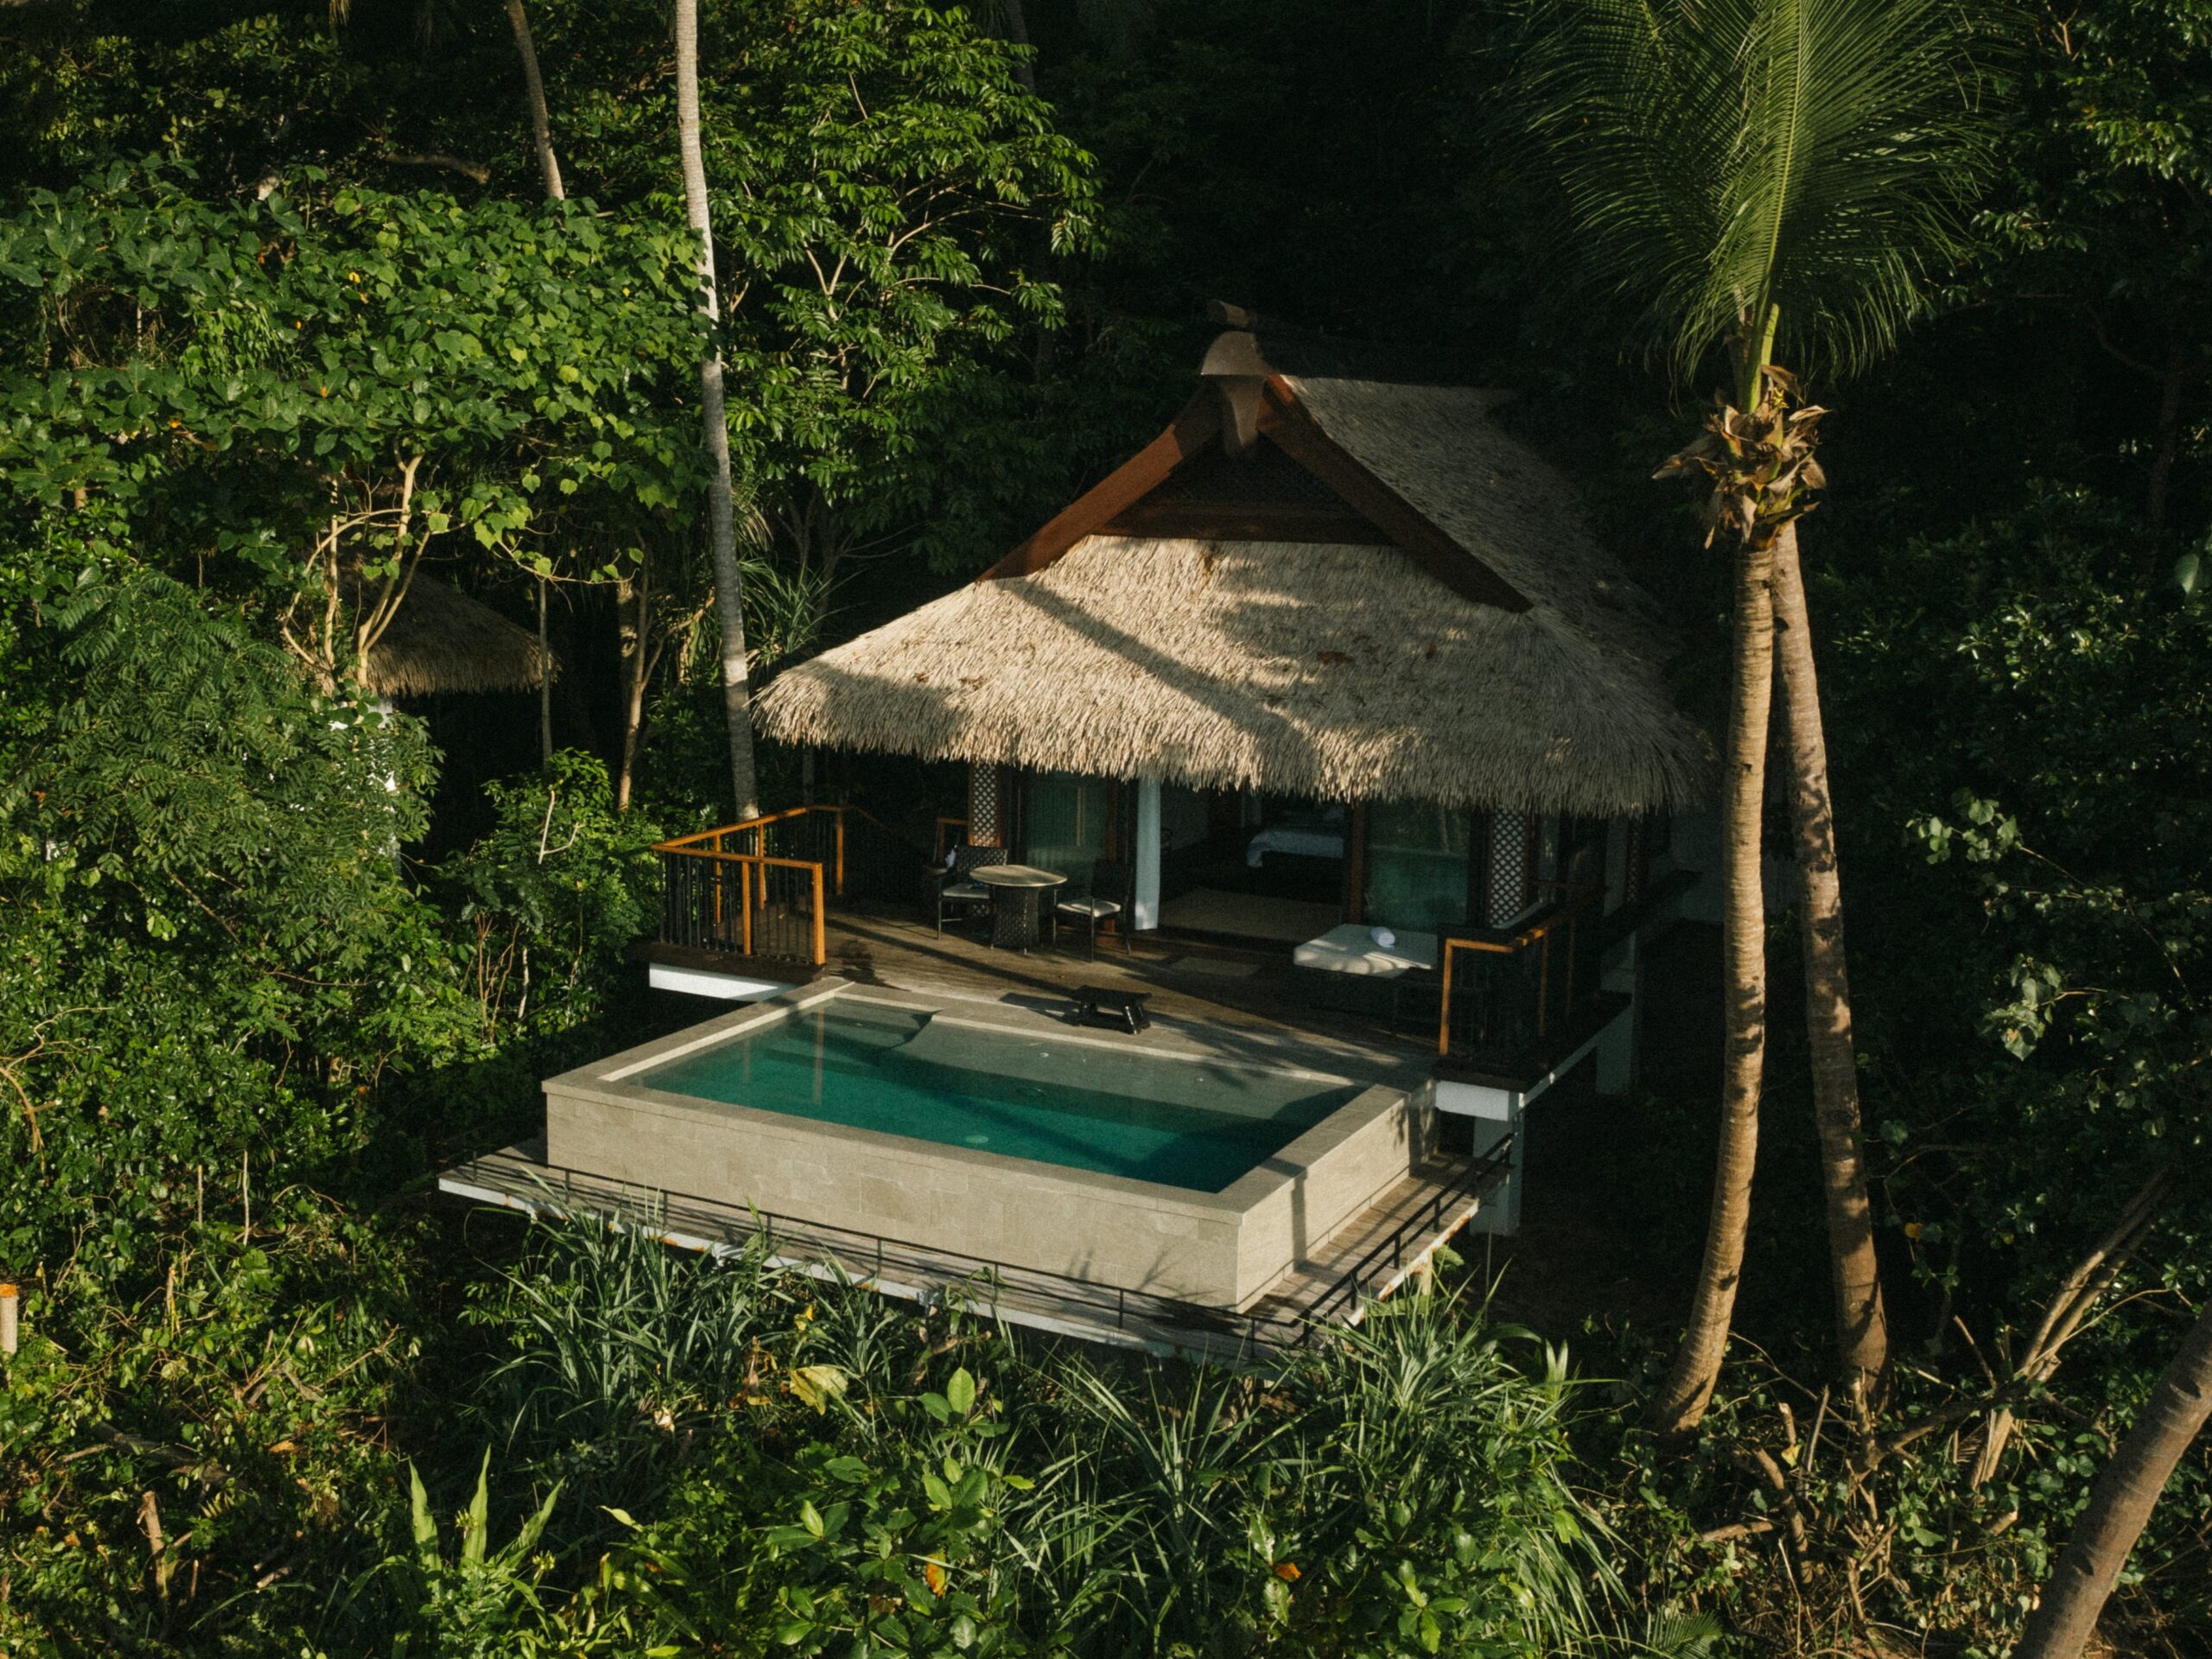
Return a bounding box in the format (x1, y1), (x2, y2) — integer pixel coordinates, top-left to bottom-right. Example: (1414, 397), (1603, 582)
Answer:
(550, 980), (1426, 1216)
(542, 982), (1434, 1305)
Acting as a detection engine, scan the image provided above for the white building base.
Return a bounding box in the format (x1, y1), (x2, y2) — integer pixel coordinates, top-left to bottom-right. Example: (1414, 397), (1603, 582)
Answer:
(1427, 998), (1631, 1237)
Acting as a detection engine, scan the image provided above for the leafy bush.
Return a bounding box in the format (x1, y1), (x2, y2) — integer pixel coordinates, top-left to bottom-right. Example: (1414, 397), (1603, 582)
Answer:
(448, 1210), (1623, 1658)
(0, 568), (466, 1268)
(434, 750), (664, 1046)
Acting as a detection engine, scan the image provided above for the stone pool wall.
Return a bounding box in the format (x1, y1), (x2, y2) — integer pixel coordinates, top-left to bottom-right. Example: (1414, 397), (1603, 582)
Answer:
(541, 983), (1429, 1308)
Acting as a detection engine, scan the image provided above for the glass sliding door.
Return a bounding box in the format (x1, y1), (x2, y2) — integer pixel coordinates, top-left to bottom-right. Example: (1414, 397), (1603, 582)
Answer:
(1363, 800), (1471, 933)
(1024, 772), (1116, 888)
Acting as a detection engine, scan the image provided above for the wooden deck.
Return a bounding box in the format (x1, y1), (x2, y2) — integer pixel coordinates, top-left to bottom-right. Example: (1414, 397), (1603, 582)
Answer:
(441, 1136), (1509, 1365)
(660, 905), (1440, 1070)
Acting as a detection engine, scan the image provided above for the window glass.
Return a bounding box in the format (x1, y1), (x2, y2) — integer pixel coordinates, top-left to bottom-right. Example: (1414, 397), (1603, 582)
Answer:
(1364, 800), (1471, 932)
(1025, 772), (1114, 885)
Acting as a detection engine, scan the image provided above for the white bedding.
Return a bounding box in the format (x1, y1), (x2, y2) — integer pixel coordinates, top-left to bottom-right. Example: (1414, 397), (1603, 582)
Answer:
(1293, 924), (1439, 977)
(1246, 823), (1346, 868)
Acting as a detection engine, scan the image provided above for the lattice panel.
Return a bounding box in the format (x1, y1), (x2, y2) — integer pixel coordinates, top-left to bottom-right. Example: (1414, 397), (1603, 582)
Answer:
(1623, 813), (1650, 906)
(1485, 809), (1534, 926)
(967, 763), (1002, 847)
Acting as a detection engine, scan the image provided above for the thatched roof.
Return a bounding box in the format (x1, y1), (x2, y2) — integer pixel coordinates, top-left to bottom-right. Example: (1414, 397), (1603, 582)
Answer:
(757, 339), (1712, 815)
(357, 575), (552, 698)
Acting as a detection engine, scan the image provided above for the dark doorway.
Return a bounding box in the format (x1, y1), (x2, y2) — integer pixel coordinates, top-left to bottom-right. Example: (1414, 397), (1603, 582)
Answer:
(1156, 785), (1346, 944)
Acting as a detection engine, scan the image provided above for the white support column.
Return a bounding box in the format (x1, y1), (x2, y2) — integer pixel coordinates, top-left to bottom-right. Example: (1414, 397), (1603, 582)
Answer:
(1597, 930), (1641, 1096)
(1133, 776), (1162, 931)
(1465, 1113), (1523, 1236)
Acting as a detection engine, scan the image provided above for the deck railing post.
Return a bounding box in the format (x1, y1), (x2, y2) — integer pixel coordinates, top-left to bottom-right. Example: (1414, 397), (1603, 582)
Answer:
(1437, 944), (1455, 1058)
(741, 860), (754, 956)
(810, 864), (827, 964)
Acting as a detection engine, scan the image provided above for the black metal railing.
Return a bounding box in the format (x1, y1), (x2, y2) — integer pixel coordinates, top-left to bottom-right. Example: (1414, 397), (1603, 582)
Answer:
(1298, 1138), (1515, 1333)
(658, 846), (827, 965)
(1436, 885), (1605, 1071)
(475, 1136), (1513, 1358)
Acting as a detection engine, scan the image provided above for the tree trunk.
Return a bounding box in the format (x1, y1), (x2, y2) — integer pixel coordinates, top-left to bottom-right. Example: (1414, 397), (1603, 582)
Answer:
(504, 0), (564, 201)
(1770, 525), (1890, 1406)
(1000, 0), (1039, 94)
(615, 547), (656, 811)
(674, 0), (761, 820)
(537, 577), (553, 763)
(1651, 532), (1777, 1434)
(2014, 1298), (2212, 1659)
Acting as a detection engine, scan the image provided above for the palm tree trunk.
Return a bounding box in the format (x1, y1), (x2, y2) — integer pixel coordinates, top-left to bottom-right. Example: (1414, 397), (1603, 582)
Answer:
(537, 577), (553, 763)
(614, 545), (653, 811)
(2014, 1298), (2212, 1659)
(1770, 524), (1890, 1404)
(504, 0), (564, 201)
(674, 0), (761, 819)
(1651, 533), (1777, 1434)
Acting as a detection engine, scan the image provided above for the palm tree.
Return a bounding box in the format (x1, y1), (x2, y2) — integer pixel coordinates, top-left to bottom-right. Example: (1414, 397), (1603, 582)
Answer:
(1516, 0), (2000, 1428)
(674, 0), (762, 819)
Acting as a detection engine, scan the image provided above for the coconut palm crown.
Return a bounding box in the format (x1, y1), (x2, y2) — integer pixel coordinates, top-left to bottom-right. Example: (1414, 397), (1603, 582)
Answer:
(1516, 0), (2004, 405)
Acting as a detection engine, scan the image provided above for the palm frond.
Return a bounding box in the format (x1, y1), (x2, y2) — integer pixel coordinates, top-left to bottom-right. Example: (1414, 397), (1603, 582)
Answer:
(1514, 0), (2006, 383)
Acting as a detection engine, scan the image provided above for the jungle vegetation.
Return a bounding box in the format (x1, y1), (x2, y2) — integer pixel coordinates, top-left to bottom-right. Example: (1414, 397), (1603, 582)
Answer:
(0, 1), (2208, 1654)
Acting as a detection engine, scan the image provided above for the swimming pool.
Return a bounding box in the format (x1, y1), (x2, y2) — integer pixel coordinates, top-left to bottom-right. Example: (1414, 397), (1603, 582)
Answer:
(544, 984), (1432, 1307)
(639, 1001), (1364, 1193)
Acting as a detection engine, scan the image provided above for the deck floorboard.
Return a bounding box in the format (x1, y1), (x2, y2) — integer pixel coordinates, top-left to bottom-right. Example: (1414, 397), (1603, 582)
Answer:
(810, 907), (1435, 1063)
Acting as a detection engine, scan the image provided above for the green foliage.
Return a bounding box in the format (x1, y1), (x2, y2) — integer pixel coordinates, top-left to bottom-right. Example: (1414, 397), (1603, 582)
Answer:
(0, 1199), (427, 1652)
(0, 565), (464, 1266)
(559, 0), (1101, 575)
(1510, 0), (2007, 385)
(435, 751), (663, 1046)
(0, 163), (705, 666)
(369, 1452), (574, 1659)
(1824, 489), (2212, 1295)
(461, 1213), (1621, 1659)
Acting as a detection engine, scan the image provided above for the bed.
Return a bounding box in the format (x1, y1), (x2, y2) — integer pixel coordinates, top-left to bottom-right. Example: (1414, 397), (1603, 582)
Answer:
(1246, 807), (1347, 868)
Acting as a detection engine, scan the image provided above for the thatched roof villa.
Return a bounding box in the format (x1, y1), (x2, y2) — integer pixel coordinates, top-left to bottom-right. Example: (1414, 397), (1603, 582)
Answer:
(760, 322), (1709, 980)
(448, 325), (1726, 1347)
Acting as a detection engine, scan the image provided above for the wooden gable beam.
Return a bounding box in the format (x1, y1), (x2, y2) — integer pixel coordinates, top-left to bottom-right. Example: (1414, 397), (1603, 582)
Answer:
(977, 393), (1223, 582)
(1254, 376), (1532, 613)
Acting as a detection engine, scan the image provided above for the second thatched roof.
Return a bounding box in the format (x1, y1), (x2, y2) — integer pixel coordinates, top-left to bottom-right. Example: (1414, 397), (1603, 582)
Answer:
(356, 575), (552, 698)
(757, 341), (1713, 815)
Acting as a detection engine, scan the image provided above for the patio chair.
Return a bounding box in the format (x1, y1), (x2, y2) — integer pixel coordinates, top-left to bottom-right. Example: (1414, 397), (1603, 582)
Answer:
(1055, 859), (1133, 959)
(935, 843), (1010, 937)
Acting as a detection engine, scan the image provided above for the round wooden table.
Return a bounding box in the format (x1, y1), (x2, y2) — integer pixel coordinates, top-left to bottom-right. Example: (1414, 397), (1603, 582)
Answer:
(972, 863), (1068, 951)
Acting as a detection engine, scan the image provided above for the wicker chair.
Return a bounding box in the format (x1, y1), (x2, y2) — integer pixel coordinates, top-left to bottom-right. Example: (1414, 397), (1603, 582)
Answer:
(1055, 859), (1133, 959)
(934, 843), (1010, 937)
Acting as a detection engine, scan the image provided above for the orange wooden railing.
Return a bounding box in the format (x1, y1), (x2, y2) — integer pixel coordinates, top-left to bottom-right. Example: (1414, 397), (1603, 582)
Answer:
(654, 804), (920, 967)
(1435, 883), (1605, 1061)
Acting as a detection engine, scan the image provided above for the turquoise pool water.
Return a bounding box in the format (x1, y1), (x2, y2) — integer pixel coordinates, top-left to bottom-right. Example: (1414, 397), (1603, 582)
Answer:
(639, 1002), (1363, 1192)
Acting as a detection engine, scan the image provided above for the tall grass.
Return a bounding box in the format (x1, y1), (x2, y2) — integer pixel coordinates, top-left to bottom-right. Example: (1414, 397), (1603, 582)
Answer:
(460, 1210), (1632, 1656)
